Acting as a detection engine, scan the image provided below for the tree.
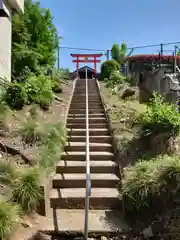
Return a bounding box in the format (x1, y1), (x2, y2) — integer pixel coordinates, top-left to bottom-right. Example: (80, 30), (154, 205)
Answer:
(100, 60), (120, 80)
(12, 0), (59, 81)
(111, 43), (121, 64)
(111, 42), (127, 65)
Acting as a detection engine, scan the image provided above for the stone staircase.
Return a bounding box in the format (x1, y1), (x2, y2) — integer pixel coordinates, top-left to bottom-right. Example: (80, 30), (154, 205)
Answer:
(45, 79), (128, 233)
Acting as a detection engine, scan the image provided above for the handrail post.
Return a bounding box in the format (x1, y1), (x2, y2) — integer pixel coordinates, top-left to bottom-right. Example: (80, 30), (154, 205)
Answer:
(84, 68), (91, 240)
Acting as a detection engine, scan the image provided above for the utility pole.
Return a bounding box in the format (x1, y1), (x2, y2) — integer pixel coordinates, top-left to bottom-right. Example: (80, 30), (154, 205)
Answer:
(58, 45), (60, 70)
(57, 36), (63, 70)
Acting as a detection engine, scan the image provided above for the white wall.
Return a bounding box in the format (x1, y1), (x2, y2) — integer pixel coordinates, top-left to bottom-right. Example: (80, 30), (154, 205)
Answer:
(0, 0), (12, 81)
(7, 0), (24, 13)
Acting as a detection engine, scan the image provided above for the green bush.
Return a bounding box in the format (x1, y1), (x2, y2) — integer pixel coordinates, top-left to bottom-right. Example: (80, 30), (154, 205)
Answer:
(120, 155), (180, 213)
(51, 76), (62, 93)
(24, 75), (54, 110)
(0, 200), (21, 239)
(10, 167), (42, 213)
(138, 93), (180, 137)
(105, 70), (125, 89)
(100, 60), (120, 80)
(4, 83), (27, 110)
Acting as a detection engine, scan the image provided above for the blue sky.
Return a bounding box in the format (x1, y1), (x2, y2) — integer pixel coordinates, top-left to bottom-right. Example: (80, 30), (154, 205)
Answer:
(39, 0), (180, 71)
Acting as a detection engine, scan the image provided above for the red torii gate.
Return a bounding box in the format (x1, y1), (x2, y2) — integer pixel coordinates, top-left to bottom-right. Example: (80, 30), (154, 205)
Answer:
(71, 53), (103, 76)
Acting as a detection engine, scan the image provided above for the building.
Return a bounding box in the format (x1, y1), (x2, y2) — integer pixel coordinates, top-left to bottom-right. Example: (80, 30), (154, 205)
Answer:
(0, 0), (24, 81)
(71, 66), (100, 79)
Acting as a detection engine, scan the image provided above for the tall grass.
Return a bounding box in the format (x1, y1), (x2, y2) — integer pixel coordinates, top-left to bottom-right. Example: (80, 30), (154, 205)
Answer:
(0, 200), (21, 240)
(10, 167), (42, 213)
(120, 155), (180, 213)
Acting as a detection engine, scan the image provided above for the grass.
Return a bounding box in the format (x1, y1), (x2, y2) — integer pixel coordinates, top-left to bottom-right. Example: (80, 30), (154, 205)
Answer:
(0, 101), (12, 132)
(0, 200), (21, 240)
(20, 118), (44, 144)
(0, 80), (72, 239)
(10, 167), (42, 213)
(120, 154), (180, 215)
(0, 160), (18, 185)
(100, 80), (180, 236)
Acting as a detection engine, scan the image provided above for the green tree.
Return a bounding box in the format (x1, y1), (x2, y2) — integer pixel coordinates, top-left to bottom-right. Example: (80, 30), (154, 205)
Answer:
(100, 60), (120, 80)
(12, 0), (59, 81)
(111, 42), (127, 65)
(111, 43), (121, 64)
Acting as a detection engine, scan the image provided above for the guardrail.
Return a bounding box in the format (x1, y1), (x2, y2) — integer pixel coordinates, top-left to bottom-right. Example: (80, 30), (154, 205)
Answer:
(84, 68), (91, 240)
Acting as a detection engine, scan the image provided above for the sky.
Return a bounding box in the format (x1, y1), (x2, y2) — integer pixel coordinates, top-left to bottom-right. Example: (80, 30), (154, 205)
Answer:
(39, 0), (180, 72)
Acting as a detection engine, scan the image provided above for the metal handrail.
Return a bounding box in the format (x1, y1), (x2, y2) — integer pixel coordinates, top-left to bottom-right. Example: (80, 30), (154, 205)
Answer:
(84, 68), (91, 240)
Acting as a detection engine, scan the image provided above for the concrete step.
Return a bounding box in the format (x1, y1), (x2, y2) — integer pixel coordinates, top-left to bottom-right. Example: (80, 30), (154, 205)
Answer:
(39, 209), (129, 233)
(61, 151), (114, 161)
(72, 98), (101, 101)
(67, 128), (109, 136)
(71, 100), (102, 104)
(67, 135), (112, 143)
(70, 104), (103, 108)
(66, 123), (108, 129)
(69, 109), (104, 114)
(68, 113), (105, 117)
(56, 160), (117, 173)
(67, 117), (106, 124)
(69, 107), (103, 111)
(50, 188), (120, 209)
(64, 142), (112, 152)
(52, 173), (119, 188)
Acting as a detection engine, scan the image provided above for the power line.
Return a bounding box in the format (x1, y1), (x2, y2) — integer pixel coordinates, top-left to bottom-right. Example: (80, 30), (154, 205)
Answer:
(60, 46), (106, 52)
(59, 41), (180, 52)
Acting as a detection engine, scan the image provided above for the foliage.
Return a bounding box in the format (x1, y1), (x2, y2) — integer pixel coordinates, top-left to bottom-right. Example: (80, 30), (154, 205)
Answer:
(12, 0), (59, 81)
(51, 76), (62, 93)
(0, 102), (12, 131)
(111, 42), (127, 65)
(10, 167), (42, 213)
(38, 122), (67, 170)
(28, 104), (39, 119)
(105, 70), (126, 89)
(20, 118), (44, 144)
(120, 155), (180, 213)
(111, 43), (121, 64)
(138, 93), (180, 137)
(101, 60), (120, 80)
(58, 68), (71, 80)
(4, 83), (27, 110)
(0, 200), (21, 240)
(0, 160), (18, 186)
(24, 75), (54, 109)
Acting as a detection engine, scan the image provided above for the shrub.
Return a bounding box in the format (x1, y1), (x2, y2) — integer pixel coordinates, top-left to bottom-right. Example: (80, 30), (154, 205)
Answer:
(138, 93), (180, 137)
(20, 118), (43, 144)
(10, 167), (42, 213)
(0, 102), (12, 131)
(0, 200), (21, 239)
(100, 60), (120, 80)
(0, 160), (18, 185)
(51, 76), (62, 93)
(24, 75), (54, 110)
(120, 155), (180, 214)
(105, 70), (126, 89)
(4, 83), (27, 110)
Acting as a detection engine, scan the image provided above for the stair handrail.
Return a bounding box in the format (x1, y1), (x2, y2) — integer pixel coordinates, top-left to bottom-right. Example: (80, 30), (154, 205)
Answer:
(84, 68), (91, 240)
